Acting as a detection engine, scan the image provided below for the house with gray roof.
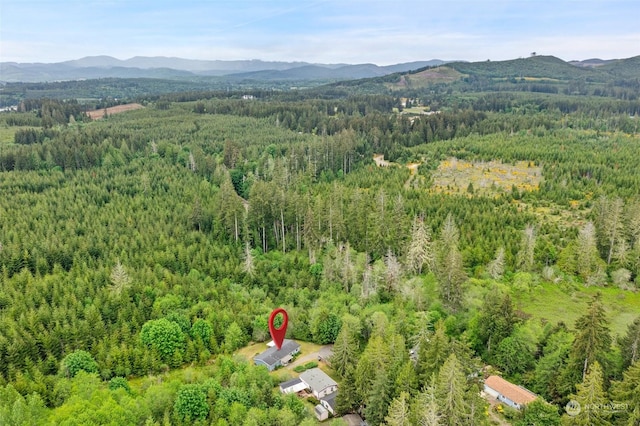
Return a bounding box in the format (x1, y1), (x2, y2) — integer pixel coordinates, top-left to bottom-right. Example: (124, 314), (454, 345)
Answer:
(253, 339), (300, 371)
(299, 367), (338, 399)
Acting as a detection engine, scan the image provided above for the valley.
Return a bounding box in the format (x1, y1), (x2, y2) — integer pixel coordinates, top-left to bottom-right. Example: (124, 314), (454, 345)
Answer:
(0, 54), (639, 425)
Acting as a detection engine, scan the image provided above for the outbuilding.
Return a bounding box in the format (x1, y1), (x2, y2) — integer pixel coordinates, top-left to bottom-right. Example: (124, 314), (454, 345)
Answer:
(484, 375), (537, 410)
(279, 377), (308, 394)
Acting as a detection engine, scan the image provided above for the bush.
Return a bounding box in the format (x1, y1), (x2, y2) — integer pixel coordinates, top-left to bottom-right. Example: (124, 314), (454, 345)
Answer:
(174, 384), (209, 422)
(140, 318), (186, 362)
(108, 377), (131, 393)
(294, 361), (319, 373)
(59, 350), (99, 378)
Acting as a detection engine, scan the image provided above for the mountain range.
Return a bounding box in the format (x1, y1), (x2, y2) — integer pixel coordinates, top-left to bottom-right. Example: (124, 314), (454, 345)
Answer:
(0, 56), (448, 83)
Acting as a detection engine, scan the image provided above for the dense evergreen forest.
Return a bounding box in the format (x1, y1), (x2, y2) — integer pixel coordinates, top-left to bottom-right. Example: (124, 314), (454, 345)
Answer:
(0, 66), (639, 425)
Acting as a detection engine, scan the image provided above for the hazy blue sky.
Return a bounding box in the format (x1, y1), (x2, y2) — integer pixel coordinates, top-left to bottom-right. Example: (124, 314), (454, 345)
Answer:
(1, 0), (638, 64)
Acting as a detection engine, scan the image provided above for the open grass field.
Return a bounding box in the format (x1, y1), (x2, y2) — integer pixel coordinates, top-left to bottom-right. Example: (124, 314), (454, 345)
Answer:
(0, 124), (30, 145)
(514, 281), (640, 337)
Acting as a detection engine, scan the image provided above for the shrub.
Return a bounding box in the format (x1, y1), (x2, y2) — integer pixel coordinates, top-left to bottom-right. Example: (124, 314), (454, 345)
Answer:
(108, 377), (131, 393)
(174, 384), (209, 422)
(59, 350), (99, 378)
(140, 318), (185, 362)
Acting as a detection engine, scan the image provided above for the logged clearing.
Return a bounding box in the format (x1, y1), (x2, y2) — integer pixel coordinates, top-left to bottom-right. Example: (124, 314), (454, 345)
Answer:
(86, 103), (144, 120)
(430, 157), (542, 196)
(386, 66), (463, 90)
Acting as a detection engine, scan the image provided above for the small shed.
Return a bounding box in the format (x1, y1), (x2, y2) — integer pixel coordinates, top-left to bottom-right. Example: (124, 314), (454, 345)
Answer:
(314, 404), (329, 421)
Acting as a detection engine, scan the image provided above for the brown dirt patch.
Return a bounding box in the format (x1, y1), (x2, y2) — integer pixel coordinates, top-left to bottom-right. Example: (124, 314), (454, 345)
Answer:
(86, 103), (144, 120)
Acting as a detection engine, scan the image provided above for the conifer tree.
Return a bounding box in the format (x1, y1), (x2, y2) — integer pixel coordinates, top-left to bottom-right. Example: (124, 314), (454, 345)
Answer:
(563, 293), (611, 393)
(411, 384), (441, 426)
(242, 241), (255, 276)
(563, 361), (609, 426)
(364, 369), (392, 426)
(405, 216), (433, 275)
(516, 398), (561, 426)
(619, 316), (640, 370)
(594, 196), (625, 265)
(474, 291), (520, 356)
(383, 248), (402, 296)
(487, 247), (505, 280)
(435, 353), (468, 426)
(610, 360), (640, 425)
(109, 261), (131, 296)
(330, 314), (361, 378)
(385, 391), (411, 426)
(336, 366), (360, 415)
(517, 223), (537, 272)
(434, 214), (466, 310)
(575, 222), (603, 281)
(416, 320), (450, 384)
(393, 360), (418, 399)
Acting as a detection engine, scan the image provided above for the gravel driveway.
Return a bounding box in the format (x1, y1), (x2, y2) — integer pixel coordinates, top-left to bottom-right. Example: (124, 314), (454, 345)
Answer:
(288, 344), (334, 368)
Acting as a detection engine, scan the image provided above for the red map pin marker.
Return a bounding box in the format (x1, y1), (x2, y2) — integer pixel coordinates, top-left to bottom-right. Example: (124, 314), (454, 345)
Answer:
(268, 308), (288, 350)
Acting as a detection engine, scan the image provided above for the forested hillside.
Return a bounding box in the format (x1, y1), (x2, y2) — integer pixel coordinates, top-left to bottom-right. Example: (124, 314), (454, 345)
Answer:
(0, 72), (639, 425)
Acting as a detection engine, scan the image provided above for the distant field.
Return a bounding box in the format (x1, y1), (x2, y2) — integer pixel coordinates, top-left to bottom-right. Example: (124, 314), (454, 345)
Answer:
(86, 103), (144, 120)
(0, 125), (31, 145)
(430, 157), (542, 196)
(515, 281), (640, 337)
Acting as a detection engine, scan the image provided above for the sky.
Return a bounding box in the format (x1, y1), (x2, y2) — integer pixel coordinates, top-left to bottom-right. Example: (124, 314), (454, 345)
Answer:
(1, 0), (639, 65)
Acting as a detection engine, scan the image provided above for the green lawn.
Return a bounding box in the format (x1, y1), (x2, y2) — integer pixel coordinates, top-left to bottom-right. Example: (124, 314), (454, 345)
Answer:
(514, 281), (640, 337)
(235, 340), (324, 362)
(235, 341), (268, 361)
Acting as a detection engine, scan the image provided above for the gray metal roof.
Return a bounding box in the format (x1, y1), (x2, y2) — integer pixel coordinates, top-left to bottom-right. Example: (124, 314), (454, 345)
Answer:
(321, 391), (337, 411)
(300, 368), (338, 392)
(253, 339), (300, 367)
(280, 377), (304, 389)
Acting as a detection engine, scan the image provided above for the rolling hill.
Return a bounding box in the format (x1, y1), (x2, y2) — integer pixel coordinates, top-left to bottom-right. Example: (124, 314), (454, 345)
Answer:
(0, 56), (446, 83)
(333, 54), (640, 93)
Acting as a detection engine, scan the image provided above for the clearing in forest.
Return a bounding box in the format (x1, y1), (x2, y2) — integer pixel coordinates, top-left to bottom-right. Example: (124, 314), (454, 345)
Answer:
(430, 157), (542, 196)
(385, 66), (463, 90)
(373, 154), (424, 188)
(86, 103), (144, 120)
